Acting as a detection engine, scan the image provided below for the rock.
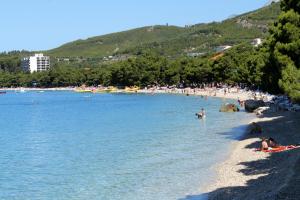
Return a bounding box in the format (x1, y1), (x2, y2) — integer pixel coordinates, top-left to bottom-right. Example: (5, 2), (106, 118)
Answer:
(245, 100), (265, 112)
(219, 103), (240, 112)
(254, 106), (270, 115)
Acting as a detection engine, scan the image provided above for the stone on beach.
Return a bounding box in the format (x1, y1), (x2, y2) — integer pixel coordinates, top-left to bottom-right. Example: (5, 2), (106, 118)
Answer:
(245, 100), (266, 112)
(254, 106), (270, 115)
(219, 103), (240, 112)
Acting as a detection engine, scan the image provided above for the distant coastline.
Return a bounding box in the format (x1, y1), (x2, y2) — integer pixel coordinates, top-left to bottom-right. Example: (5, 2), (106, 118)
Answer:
(0, 87), (74, 91)
(0, 86), (274, 102)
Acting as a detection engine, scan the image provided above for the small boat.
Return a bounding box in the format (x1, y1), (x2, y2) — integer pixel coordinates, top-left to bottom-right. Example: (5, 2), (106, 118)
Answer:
(106, 86), (118, 93)
(94, 86), (118, 93)
(0, 91), (6, 94)
(125, 86), (140, 93)
(92, 89), (105, 93)
(74, 88), (92, 93)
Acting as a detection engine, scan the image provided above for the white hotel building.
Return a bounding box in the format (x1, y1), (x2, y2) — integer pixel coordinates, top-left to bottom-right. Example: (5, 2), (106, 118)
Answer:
(22, 53), (50, 73)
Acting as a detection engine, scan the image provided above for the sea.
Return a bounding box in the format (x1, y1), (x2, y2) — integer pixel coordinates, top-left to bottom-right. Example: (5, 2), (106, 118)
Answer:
(0, 91), (253, 200)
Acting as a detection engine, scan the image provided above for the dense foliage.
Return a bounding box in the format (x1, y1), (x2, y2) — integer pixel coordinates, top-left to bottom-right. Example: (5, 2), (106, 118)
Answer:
(259, 0), (300, 101)
(0, 48), (262, 88)
(0, 52), (22, 73)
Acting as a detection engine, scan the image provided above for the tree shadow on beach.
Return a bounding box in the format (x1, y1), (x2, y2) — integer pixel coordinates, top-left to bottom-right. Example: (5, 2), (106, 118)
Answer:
(179, 111), (300, 200)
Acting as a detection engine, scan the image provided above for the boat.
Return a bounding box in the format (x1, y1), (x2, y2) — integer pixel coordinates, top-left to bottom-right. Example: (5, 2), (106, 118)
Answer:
(106, 86), (118, 93)
(0, 91), (6, 94)
(74, 88), (93, 93)
(93, 86), (118, 93)
(125, 86), (140, 93)
(92, 88), (107, 93)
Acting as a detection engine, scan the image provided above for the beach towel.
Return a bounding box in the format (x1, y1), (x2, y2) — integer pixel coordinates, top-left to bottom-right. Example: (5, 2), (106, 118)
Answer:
(256, 145), (300, 153)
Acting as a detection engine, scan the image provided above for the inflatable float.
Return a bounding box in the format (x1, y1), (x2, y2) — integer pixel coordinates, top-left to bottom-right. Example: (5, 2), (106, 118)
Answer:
(256, 145), (300, 153)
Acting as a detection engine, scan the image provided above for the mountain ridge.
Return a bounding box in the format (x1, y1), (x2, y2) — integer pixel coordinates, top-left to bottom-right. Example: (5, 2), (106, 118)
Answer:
(46, 2), (280, 59)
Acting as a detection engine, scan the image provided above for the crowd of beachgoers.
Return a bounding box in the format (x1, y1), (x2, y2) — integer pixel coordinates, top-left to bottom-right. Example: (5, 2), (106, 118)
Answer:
(141, 85), (274, 101)
(0, 85), (275, 103)
(2, 84), (299, 107)
(2, 84), (300, 112)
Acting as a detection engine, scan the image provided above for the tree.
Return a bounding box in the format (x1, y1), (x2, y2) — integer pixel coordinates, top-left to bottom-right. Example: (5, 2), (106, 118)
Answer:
(263, 0), (300, 101)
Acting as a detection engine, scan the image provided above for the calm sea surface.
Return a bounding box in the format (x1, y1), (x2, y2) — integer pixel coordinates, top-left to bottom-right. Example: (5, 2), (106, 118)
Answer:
(0, 91), (253, 200)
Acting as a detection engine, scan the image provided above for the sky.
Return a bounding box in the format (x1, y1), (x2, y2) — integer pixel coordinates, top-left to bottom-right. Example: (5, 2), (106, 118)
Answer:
(0, 0), (272, 52)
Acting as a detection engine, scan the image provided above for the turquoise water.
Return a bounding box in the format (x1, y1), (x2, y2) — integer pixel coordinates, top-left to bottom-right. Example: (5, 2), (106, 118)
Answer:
(0, 92), (252, 200)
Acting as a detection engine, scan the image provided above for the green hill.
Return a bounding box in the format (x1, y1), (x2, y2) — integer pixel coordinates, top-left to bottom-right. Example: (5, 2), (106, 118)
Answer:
(48, 26), (185, 58)
(48, 2), (281, 59)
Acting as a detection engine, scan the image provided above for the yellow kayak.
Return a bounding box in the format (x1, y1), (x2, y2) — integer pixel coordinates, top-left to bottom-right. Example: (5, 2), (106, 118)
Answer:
(75, 89), (93, 93)
(125, 86), (140, 93)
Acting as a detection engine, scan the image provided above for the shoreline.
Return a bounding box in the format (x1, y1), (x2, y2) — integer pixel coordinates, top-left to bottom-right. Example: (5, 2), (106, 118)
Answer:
(0, 87), (74, 91)
(0, 87), (274, 102)
(139, 87), (273, 101)
(201, 111), (300, 200)
(202, 116), (271, 193)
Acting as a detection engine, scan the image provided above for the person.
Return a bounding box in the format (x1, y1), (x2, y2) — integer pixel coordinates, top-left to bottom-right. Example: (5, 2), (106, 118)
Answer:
(268, 137), (279, 148)
(250, 122), (262, 134)
(200, 108), (206, 117)
(196, 108), (206, 119)
(237, 97), (244, 107)
(261, 137), (269, 151)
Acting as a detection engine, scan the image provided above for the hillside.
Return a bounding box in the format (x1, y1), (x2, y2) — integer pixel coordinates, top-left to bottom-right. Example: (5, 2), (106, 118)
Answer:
(47, 2), (281, 59)
(48, 26), (185, 58)
(122, 2), (281, 57)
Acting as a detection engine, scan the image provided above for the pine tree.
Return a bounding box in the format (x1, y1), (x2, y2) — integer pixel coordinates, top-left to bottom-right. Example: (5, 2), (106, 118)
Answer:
(265, 0), (300, 101)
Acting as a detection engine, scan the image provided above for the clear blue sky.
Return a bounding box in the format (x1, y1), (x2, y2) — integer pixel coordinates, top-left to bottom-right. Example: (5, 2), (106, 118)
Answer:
(1, 0), (270, 52)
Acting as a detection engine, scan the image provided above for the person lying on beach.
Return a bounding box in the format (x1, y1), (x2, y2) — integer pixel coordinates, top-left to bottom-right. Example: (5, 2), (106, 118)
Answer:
(268, 137), (280, 148)
(261, 137), (269, 151)
(257, 137), (300, 152)
(260, 137), (279, 151)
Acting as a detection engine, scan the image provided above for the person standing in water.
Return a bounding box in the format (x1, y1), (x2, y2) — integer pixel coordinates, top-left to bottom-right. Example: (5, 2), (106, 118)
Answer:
(196, 108), (206, 118)
(201, 108), (206, 116)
